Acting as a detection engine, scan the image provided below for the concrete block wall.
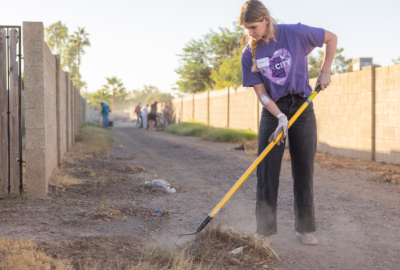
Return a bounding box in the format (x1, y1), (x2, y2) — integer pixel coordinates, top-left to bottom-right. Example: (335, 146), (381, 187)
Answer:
(193, 92), (208, 124)
(24, 22), (48, 197)
(172, 98), (182, 123)
(23, 22), (88, 197)
(171, 63), (400, 165)
(56, 56), (68, 165)
(209, 88), (229, 128)
(43, 43), (58, 179)
(229, 87), (258, 132)
(313, 66), (375, 161)
(182, 95), (194, 122)
(374, 64), (400, 163)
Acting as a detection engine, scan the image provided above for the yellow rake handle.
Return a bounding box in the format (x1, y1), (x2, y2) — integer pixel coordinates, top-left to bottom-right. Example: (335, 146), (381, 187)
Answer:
(209, 87), (321, 217)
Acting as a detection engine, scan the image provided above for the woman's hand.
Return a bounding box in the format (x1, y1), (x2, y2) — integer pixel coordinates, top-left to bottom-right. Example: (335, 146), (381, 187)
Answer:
(315, 72), (331, 90)
(268, 114), (288, 146)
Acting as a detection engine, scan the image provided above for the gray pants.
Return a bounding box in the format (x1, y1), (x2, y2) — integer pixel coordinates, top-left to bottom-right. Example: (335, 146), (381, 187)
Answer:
(256, 94), (317, 236)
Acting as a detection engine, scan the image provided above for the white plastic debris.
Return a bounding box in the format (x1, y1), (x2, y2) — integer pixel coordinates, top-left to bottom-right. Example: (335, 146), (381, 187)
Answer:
(229, 247), (243, 255)
(164, 186), (176, 194)
(145, 179), (176, 194)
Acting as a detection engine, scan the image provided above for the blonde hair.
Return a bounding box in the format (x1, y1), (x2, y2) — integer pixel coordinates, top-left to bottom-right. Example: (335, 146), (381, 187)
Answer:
(238, 0), (276, 72)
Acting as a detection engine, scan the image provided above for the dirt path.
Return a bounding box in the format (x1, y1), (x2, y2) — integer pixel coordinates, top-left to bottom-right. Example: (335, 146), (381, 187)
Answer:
(111, 122), (400, 270)
(1, 122), (400, 269)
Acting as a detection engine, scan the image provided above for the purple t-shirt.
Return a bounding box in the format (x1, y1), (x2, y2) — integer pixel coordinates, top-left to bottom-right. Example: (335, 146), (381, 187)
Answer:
(241, 23), (325, 102)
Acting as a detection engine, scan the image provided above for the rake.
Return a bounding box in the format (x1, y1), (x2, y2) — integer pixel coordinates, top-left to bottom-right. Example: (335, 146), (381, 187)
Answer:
(175, 85), (323, 253)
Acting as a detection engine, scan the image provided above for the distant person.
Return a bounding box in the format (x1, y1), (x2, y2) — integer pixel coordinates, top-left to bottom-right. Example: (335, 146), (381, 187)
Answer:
(141, 104), (148, 129)
(134, 103), (142, 126)
(100, 102), (110, 128)
(162, 102), (170, 126)
(239, 0), (336, 246)
(148, 101), (157, 130)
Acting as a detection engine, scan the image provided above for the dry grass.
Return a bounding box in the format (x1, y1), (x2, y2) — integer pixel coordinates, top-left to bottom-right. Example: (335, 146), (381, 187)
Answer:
(91, 195), (119, 219)
(125, 165), (145, 173)
(0, 237), (207, 270)
(75, 123), (114, 158)
(166, 122), (257, 142)
(0, 237), (73, 270)
(244, 141), (258, 156)
(50, 168), (84, 189)
(130, 247), (210, 270)
(185, 225), (278, 267)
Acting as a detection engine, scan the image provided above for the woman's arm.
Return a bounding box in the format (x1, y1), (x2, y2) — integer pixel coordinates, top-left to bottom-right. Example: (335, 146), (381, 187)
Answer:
(253, 83), (288, 145)
(253, 83), (281, 116)
(316, 30), (338, 90)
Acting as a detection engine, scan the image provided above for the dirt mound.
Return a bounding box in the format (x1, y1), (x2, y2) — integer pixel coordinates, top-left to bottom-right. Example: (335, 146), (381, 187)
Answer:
(244, 141), (258, 156)
(183, 225), (278, 268)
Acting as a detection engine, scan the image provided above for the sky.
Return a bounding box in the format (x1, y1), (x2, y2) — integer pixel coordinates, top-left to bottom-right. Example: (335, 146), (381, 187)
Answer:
(2, 0), (400, 95)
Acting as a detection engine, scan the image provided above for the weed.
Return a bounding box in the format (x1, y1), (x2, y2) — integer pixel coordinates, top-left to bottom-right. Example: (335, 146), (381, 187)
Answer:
(50, 168), (84, 190)
(132, 246), (211, 270)
(185, 224), (278, 266)
(166, 122), (257, 142)
(0, 237), (73, 269)
(75, 123), (114, 157)
(91, 195), (118, 218)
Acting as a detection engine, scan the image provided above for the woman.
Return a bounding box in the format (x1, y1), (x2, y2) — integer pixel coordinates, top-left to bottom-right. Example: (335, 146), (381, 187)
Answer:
(239, 0), (337, 246)
(162, 102), (170, 126)
(148, 102), (158, 130)
(141, 104), (148, 130)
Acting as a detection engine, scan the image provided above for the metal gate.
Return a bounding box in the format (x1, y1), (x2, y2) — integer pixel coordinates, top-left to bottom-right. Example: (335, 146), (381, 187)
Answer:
(0, 26), (23, 197)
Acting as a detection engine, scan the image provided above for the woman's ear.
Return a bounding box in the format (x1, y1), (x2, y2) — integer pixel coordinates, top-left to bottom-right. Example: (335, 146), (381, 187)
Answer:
(264, 16), (270, 25)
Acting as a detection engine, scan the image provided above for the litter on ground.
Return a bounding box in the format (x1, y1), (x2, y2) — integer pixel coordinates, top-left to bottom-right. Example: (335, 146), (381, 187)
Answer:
(229, 246), (244, 255)
(145, 179), (177, 194)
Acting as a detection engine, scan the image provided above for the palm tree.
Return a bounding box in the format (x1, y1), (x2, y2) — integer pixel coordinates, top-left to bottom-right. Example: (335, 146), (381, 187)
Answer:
(88, 88), (111, 105)
(69, 27), (90, 89)
(103, 77), (126, 110)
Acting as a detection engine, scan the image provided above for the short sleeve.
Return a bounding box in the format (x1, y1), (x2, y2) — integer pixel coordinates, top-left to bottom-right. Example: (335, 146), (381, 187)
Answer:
(241, 46), (263, 87)
(298, 23), (325, 55)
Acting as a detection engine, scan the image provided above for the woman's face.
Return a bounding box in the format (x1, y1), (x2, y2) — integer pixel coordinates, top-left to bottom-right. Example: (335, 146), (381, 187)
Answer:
(243, 17), (269, 41)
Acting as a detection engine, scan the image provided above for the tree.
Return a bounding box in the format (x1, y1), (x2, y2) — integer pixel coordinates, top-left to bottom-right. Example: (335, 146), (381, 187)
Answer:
(332, 48), (353, 74)
(307, 50), (324, 79)
(307, 48), (352, 78)
(210, 44), (244, 89)
(129, 85), (173, 106)
(175, 39), (214, 93)
(145, 92), (174, 105)
(69, 27), (91, 89)
(175, 22), (245, 93)
(392, 57), (400, 64)
(45, 22), (89, 89)
(102, 77), (126, 110)
(61, 38), (79, 80)
(88, 88), (111, 105)
(45, 21), (69, 55)
(205, 24), (245, 68)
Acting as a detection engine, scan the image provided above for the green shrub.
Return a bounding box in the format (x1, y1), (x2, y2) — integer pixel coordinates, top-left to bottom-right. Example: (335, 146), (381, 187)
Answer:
(76, 123), (114, 148)
(166, 122), (257, 142)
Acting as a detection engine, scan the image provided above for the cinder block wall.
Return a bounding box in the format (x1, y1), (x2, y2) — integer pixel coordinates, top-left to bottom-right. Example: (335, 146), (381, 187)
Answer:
(375, 65), (400, 163)
(182, 95), (193, 122)
(171, 64), (400, 165)
(68, 80), (74, 150)
(313, 66), (374, 161)
(229, 87), (258, 131)
(172, 99), (182, 123)
(43, 43), (58, 178)
(23, 22), (88, 197)
(56, 56), (68, 165)
(209, 88), (229, 128)
(194, 92), (208, 124)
